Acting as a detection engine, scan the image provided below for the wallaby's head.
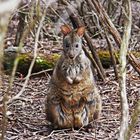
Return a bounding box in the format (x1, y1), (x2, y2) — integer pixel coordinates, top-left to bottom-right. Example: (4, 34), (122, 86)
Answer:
(61, 25), (85, 60)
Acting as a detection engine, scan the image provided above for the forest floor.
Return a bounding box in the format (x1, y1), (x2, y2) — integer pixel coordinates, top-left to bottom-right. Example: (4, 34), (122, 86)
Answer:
(0, 67), (140, 140)
(0, 1), (140, 140)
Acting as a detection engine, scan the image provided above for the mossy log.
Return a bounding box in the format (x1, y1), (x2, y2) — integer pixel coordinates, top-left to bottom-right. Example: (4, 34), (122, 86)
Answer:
(4, 50), (140, 75)
(4, 52), (59, 75)
(98, 50), (115, 69)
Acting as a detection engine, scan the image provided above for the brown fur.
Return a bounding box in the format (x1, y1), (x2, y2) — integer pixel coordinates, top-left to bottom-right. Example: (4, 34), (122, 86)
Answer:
(45, 25), (102, 129)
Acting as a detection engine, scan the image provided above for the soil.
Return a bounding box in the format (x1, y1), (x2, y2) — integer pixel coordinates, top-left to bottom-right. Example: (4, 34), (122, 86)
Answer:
(0, 67), (140, 140)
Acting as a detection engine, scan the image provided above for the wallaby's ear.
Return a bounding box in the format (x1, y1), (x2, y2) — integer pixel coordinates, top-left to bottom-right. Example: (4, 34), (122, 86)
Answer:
(77, 26), (85, 37)
(61, 25), (72, 35)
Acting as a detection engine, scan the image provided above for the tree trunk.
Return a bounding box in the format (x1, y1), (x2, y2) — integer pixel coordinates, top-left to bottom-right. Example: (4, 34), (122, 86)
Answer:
(118, 0), (132, 139)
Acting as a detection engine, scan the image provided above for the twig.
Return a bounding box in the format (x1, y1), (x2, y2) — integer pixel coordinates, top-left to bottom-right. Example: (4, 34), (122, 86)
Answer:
(49, 6), (67, 24)
(125, 100), (140, 140)
(128, 53), (140, 75)
(7, 6), (38, 96)
(89, 0), (140, 76)
(8, 11), (46, 104)
(30, 69), (53, 77)
(90, 0), (121, 45)
(105, 32), (119, 80)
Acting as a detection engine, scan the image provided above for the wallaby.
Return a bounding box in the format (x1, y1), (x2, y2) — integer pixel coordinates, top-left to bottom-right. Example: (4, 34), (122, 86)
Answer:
(45, 25), (102, 129)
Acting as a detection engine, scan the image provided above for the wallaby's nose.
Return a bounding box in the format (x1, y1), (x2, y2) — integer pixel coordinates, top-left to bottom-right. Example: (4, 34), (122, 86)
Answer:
(69, 54), (74, 59)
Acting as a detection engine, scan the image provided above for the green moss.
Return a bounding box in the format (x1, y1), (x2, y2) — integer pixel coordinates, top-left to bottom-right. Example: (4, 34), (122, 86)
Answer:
(3, 50), (140, 75)
(98, 50), (140, 68)
(98, 50), (112, 68)
(4, 53), (60, 75)
(34, 53), (60, 71)
(130, 51), (140, 58)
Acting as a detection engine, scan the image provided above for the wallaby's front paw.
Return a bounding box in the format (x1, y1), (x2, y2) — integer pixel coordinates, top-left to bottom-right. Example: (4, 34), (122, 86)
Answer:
(74, 76), (82, 83)
(66, 76), (73, 84)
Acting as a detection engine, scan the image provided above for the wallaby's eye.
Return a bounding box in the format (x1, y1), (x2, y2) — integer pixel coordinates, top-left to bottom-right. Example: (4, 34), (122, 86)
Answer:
(65, 44), (69, 48)
(76, 44), (79, 48)
(65, 41), (70, 48)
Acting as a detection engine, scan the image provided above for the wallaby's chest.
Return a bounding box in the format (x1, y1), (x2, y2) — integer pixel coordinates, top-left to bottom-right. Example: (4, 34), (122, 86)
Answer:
(61, 60), (84, 77)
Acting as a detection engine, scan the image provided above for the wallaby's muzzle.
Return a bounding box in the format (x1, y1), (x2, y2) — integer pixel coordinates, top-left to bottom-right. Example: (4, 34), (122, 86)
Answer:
(69, 54), (75, 59)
